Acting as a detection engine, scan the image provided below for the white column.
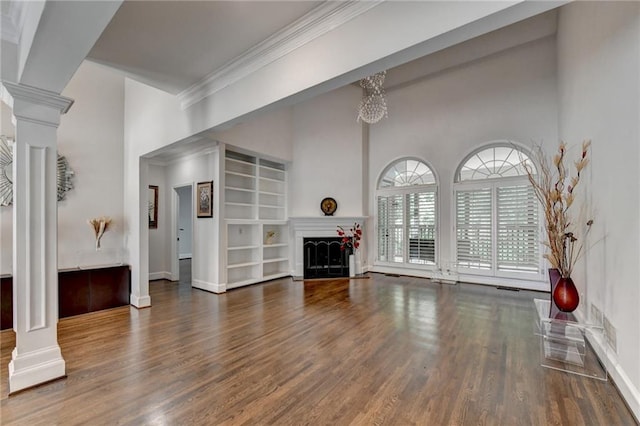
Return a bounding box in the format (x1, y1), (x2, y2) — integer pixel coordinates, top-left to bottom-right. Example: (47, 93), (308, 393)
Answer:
(3, 81), (73, 393)
(130, 157), (151, 307)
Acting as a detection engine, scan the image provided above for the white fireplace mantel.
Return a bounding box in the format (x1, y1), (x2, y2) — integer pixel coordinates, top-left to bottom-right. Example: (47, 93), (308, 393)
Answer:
(289, 216), (367, 277)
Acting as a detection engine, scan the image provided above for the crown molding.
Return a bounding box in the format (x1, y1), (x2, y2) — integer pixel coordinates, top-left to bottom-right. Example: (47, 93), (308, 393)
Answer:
(178, 0), (383, 110)
(146, 141), (220, 166)
(2, 81), (74, 114)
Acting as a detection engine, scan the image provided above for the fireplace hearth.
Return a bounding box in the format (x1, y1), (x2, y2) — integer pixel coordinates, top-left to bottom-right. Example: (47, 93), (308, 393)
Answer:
(303, 237), (349, 279)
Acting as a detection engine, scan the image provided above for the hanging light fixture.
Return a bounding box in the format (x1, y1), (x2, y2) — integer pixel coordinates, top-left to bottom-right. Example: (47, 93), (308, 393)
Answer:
(357, 71), (388, 124)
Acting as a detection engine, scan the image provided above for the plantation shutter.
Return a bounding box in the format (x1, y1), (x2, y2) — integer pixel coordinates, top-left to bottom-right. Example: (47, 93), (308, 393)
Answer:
(377, 196), (389, 262)
(407, 191), (436, 264)
(377, 195), (404, 263)
(496, 185), (539, 273)
(456, 188), (492, 269)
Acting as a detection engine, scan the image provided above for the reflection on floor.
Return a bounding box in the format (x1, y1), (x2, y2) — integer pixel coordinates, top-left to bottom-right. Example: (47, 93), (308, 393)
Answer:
(179, 257), (191, 285)
(0, 274), (635, 424)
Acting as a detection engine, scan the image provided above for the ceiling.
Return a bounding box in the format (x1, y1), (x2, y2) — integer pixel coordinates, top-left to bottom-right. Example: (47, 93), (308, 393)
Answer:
(87, 0), (322, 94)
(1, 0), (560, 163)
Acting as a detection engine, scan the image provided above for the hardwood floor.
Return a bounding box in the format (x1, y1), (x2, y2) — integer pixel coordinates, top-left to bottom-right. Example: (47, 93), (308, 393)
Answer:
(0, 274), (635, 425)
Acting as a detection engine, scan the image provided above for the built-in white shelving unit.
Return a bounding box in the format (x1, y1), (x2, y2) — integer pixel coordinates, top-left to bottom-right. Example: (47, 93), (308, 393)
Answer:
(258, 158), (286, 221)
(224, 150), (289, 288)
(262, 223), (289, 280)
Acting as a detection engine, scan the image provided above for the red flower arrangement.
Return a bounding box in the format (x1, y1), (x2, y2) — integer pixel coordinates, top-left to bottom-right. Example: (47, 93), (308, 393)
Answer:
(337, 223), (362, 251)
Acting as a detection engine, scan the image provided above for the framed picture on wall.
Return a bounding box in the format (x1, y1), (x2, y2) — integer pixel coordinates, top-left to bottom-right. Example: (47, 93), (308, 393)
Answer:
(197, 181), (213, 218)
(149, 185), (158, 229)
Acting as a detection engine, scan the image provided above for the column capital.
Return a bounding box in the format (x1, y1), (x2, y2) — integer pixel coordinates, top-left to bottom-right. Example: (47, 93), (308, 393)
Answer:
(2, 81), (74, 113)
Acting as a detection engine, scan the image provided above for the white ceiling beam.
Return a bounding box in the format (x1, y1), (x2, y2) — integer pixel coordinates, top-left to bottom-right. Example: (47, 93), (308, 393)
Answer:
(189, 1), (567, 134)
(17, 0), (123, 93)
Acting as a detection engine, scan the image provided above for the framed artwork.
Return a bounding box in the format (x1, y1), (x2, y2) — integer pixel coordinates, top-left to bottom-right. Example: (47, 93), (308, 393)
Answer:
(197, 181), (213, 218)
(148, 185), (159, 229)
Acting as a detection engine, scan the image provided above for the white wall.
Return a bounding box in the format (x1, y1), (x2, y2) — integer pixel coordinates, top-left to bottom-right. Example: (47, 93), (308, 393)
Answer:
(557, 1), (640, 419)
(0, 61), (125, 275)
(368, 36), (558, 284)
(148, 163), (169, 280)
(163, 150), (221, 291)
(58, 61), (125, 268)
(289, 85), (364, 217)
(120, 2), (562, 301)
(210, 107), (293, 162)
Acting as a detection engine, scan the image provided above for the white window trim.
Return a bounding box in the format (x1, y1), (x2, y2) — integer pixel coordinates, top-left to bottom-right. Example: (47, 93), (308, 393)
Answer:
(453, 175), (545, 282)
(375, 183), (439, 271)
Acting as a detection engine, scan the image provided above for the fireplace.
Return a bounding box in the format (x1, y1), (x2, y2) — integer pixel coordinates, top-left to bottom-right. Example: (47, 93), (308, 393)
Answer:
(303, 237), (349, 279)
(290, 216), (366, 279)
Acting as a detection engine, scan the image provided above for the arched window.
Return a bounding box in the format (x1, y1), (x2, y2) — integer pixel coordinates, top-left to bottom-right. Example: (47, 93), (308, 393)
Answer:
(379, 158), (436, 188)
(377, 158), (437, 266)
(456, 145), (536, 181)
(454, 143), (540, 278)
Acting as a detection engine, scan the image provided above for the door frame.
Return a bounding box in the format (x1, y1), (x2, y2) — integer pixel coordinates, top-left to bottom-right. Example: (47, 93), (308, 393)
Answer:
(170, 183), (193, 281)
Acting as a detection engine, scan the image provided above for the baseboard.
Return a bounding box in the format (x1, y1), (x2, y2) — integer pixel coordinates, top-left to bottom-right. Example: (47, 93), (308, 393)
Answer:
(149, 271), (172, 281)
(192, 279), (226, 294)
(8, 345), (66, 393)
(370, 265), (434, 279)
(179, 253), (192, 260)
(574, 310), (640, 422)
(590, 334), (640, 421)
(456, 274), (547, 292)
(130, 294), (151, 308)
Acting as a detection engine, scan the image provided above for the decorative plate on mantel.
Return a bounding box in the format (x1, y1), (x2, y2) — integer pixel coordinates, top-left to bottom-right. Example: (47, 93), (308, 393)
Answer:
(320, 197), (337, 216)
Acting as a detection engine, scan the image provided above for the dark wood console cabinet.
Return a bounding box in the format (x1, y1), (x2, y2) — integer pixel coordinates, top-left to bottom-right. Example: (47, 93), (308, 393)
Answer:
(1, 265), (130, 330)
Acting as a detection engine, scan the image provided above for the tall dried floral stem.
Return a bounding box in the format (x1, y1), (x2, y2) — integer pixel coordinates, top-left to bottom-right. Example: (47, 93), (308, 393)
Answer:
(523, 141), (591, 278)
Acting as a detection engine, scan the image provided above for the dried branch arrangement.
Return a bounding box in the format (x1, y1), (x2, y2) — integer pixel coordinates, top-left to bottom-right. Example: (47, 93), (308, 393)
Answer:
(524, 141), (592, 278)
(88, 217), (112, 250)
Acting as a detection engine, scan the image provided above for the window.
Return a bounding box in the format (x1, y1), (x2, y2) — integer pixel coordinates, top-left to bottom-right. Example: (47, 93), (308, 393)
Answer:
(455, 144), (540, 277)
(377, 158), (437, 266)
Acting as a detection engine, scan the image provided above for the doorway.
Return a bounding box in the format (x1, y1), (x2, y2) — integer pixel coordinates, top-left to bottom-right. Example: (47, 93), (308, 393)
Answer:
(175, 185), (193, 284)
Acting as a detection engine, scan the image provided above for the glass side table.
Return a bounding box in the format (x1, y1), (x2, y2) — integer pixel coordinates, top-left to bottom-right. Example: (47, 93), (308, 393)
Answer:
(534, 299), (607, 381)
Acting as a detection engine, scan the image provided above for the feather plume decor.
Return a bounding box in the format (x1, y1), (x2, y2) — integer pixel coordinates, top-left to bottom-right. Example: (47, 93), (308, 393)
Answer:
(523, 141), (592, 278)
(88, 217), (112, 250)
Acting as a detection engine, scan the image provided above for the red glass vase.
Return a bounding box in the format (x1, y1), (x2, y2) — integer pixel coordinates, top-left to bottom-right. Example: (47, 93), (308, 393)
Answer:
(553, 276), (580, 313)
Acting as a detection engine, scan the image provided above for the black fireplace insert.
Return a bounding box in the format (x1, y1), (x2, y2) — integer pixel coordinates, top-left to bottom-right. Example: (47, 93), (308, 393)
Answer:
(303, 237), (349, 279)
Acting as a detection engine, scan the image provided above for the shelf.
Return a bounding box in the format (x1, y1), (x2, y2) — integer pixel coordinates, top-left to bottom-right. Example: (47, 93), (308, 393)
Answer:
(226, 186), (256, 193)
(261, 220), (289, 225)
(226, 170), (256, 179)
(263, 257), (288, 264)
(226, 157), (256, 167)
(224, 150), (289, 290)
(226, 219), (260, 225)
(226, 202), (254, 207)
(259, 190), (284, 196)
(259, 163), (285, 172)
(227, 261), (260, 269)
(228, 245), (259, 251)
(534, 299), (607, 380)
(259, 176), (284, 183)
